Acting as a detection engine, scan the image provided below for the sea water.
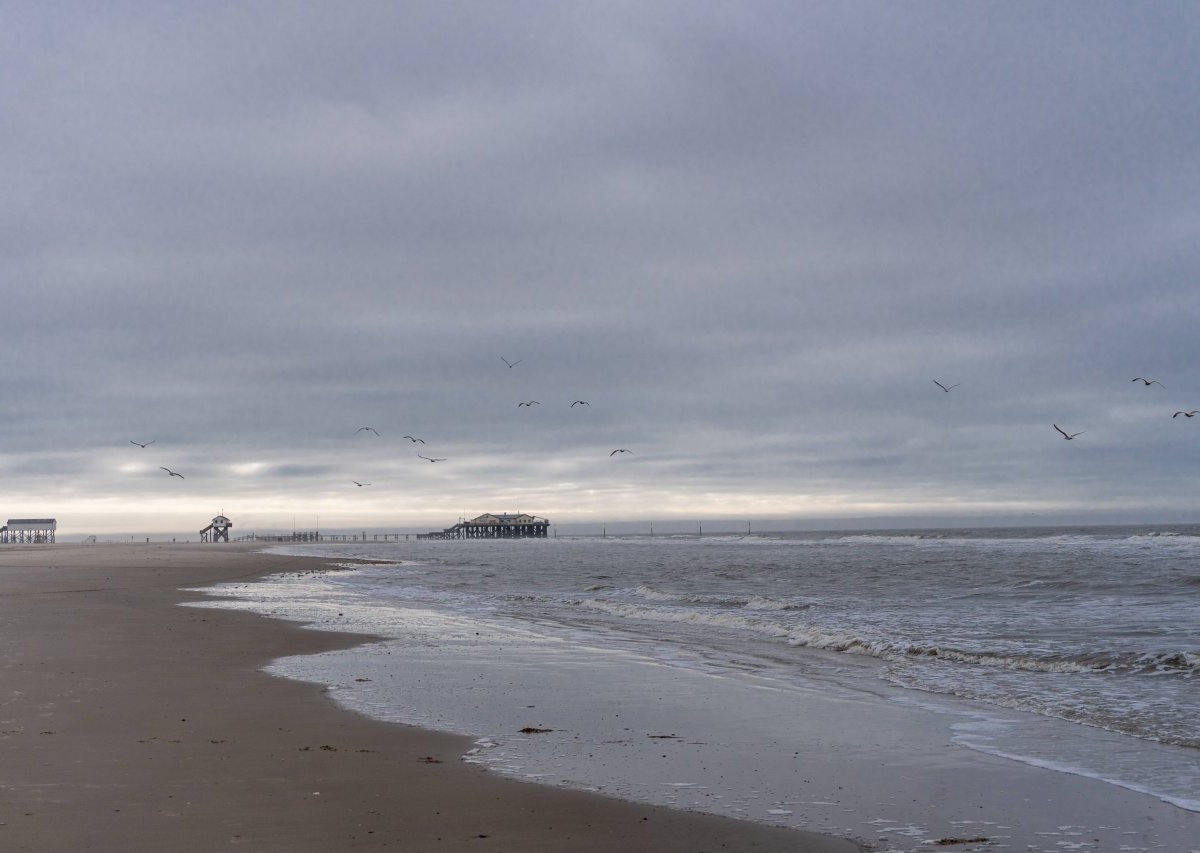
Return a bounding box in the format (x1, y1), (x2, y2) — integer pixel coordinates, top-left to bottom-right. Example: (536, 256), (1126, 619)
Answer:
(188, 526), (1200, 851)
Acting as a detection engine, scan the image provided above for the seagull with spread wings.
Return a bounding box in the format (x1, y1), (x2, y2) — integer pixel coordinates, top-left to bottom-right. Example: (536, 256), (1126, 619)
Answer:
(932, 380), (960, 393)
(501, 356), (522, 368)
(352, 481), (371, 487)
(610, 448), (632, 456)
(403, 435), (426, 443)
(571, 400), (590, 407)
(1053, 424), (1084, 440)
(517, 400), (540, 407)
(160, 467), (185, 479)
(1173, 411), (1198, 418)
(418, 453), (446, 462)
(356, 427), (380, 435)
(1132, 378), (1165, 388)
(130, 439), (155, 448)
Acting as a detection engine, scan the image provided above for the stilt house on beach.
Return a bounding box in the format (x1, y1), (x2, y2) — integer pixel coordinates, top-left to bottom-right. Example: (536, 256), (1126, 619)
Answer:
(420, 513), (550, 539)
(200, 514), (232, 542)
(1, 518), (57, 544)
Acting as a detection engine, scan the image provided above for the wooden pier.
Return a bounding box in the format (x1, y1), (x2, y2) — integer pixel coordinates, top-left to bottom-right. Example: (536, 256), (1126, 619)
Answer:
(229, 514), (551, 543)
(232, 531), (415, 543)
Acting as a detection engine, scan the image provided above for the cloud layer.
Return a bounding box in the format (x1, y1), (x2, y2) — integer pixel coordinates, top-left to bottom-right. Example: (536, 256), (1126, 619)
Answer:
(4, 2), (1200, 535)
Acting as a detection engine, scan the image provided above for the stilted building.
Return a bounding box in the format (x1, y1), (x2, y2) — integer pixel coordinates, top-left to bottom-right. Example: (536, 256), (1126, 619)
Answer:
(1, 518), (57, 544)
(420, 513), (550, 539)
(200, 514), (232, 543)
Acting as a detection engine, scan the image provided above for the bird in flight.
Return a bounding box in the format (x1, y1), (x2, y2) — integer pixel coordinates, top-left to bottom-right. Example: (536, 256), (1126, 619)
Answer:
(403, 435), (425, 443)
(517, 401), (540, 407)
(352, 481), (371, 487)
(932, 380), (960, 393)
(417, 453), (446, 462)
(356, 427), (380, 435)
(610, 448), (632, 456)
(571, 400), (590, 407)
(1132, 378), (1165, 388)
(501, 357), (522, 368)
(159, 467), (185, 478)
(1053, 424), (1084, 440)
(1173, 411), (1199, 418)
(130, 439), (155, 448)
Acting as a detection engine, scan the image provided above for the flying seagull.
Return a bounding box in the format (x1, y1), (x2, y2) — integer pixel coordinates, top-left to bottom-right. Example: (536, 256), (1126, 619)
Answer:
(517, 401), (540, 407)
(403, 435), (425, 443)
(932, 380), (960, 393)
(159, 467), (185, 478)
(1053, 424), (1084, 440)
(130, 439), (155, 448)
(501, 356), (522, 368)
(571, 400), (590, 407)
(417, 453), (446, 462)
(1173, 411), (1199, 418)
(610, 448), (633, 456)
(352, 481), (371, 487)
(356, 427), (380, 435)
(1132, 378), (1165, 388)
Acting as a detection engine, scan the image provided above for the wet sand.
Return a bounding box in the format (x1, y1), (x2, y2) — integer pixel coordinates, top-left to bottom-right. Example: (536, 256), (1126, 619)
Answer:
(0, 543), (860, 852)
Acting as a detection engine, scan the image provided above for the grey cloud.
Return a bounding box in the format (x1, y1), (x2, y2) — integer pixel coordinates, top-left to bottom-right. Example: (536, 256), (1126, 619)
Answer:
(4, 3), (1200, 532)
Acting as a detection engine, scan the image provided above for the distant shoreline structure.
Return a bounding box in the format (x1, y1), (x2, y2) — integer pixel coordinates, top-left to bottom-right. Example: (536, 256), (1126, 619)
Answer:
(0, 518), (57, 544)
(229, 513), (554, 544)
(418, 513), (550, 540)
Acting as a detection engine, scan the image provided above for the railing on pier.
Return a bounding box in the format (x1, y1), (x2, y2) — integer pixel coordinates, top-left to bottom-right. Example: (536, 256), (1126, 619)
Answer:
(233, 531), (417, 543)
(234, 531), (322, 543)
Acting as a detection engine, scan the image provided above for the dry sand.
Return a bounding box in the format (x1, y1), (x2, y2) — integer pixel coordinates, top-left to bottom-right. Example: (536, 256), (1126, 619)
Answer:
(0, 543), (861, 852)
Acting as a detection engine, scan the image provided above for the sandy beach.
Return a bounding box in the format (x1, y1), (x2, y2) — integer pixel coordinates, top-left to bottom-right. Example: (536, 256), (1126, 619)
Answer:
(0, 543), (860, 852)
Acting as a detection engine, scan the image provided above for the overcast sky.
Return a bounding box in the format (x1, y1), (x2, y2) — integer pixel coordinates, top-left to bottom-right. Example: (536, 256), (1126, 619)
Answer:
(4, 2), (1200, 537)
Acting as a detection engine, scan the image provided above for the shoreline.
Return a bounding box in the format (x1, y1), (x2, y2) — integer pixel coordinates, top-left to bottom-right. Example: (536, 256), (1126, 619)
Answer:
(0, 543), (860, 852)
(196, 540), (1200, 852)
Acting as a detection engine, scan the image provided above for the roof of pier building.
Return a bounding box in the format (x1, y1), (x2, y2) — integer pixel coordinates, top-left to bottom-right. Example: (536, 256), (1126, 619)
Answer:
(4, 519), (57, 530)
(466, 513), (547, 526)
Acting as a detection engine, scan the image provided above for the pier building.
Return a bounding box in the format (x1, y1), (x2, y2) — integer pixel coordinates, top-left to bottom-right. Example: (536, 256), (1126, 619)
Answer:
(1, 518), (57, 544)
(419, 513), (550, 539)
